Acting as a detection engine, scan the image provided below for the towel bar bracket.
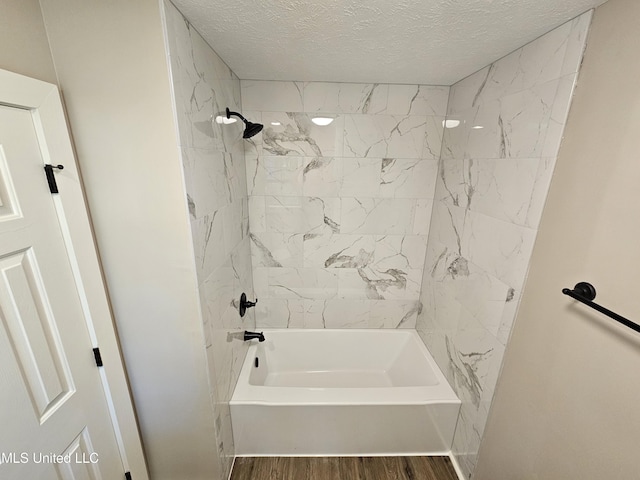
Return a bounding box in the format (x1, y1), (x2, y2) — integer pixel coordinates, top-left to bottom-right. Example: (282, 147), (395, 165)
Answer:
(568, 281), (596, 301)
(562, 281), (640, 334)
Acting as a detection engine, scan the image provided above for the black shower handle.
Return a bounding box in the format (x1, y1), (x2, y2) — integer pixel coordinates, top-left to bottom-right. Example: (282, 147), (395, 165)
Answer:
(239, 292), (258, 317)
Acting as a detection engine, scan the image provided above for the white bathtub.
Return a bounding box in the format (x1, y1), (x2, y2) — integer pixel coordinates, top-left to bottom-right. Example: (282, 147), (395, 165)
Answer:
(230, 329), (460, 456)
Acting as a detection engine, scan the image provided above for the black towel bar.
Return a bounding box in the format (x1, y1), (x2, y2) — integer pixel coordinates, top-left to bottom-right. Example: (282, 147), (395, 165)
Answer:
(562, 282), (640, 334)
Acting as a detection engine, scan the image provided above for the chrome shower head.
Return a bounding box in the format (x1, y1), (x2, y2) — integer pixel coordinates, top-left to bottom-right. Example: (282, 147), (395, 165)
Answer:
(226, 108), (264, 139)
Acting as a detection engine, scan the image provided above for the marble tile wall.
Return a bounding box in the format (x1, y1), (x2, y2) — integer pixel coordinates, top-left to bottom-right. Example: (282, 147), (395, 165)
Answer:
(415, 12), (593, 478)
(241, 81), (449, 329)
(163, 2), (255, 478)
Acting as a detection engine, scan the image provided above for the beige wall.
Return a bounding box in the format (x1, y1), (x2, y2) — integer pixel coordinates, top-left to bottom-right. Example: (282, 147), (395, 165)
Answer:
(0, 0), (56, 83)
(38, 1), (221, 478)
(475, 0), (640, 478)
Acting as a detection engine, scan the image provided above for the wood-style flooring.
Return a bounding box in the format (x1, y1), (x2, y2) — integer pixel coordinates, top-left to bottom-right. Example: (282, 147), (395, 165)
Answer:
(230, 456), (459, 480)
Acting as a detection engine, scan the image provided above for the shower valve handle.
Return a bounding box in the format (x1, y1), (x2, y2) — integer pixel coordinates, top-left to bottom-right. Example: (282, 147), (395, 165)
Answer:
(239, 292), (258, 317)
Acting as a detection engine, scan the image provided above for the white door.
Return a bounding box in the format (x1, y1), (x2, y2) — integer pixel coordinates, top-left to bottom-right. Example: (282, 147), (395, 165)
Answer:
(0, 104), (126, 478)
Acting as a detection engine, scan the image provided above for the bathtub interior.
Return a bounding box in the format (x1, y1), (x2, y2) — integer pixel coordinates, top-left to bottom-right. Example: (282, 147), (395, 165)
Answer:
(249, 330), (440, 388)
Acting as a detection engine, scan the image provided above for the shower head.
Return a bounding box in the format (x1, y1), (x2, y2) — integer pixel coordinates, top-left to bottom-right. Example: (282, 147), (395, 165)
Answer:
(226, 108), (264, 139)
(242, 120), (264, 139)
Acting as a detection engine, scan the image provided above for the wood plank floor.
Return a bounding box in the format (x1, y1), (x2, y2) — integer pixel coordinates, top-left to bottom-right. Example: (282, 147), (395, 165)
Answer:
(230, 456), (459, 480)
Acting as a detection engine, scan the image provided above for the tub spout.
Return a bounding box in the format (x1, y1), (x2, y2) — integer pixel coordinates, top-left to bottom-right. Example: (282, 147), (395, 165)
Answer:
(244, 331), (265, 342)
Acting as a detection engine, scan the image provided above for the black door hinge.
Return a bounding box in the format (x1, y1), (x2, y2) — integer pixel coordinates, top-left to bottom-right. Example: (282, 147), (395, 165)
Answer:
(125, 472), (132, 480)
(93, 347), (103, 367)
(43, 164), (64, 194)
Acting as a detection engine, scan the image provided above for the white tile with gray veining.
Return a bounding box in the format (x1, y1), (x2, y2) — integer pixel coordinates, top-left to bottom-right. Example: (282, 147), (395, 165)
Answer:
(167, 11), (242, 153)
(385, 85), (449, 116)
(561, 11), (593, 76)
(303, 82), (389, 114)
(438, 157), (556, 228)
(253, 297), (423, 330)
(435, 158), (472, 209)
(261, 112), (344, 157)
(268, 267), (339, 300)
(340, 198), (416, 234)
(416, 11), (592, 479)
(247, 80), (447, 330)
(246, 155), (304, 196)
(446, 65), (492, 117)
(461, 210), (536, 291)
(496, 287), (521, 346)
(302, 157), (343, 197)
(191, 210), (227, 280)
(413, 199), (434, 235)
(427, 201), (467, 253)
(181, 148), (230, 218)
(369, 300), (422, 328)
(263, 196), (305, 233)
(322, 300), (371, 328)
(380, 158), (439, 198)
(297, 300), (333, 328)
(249, 232), (303, 268)
(304, 233), (377, 269)
(343, 114), (431, 159)
(455, 263), (514, 340)
(222, 200), (245, 254)
(337, 267), (422, 300)
(340, 158), (383, 197)
(248, 196), (266, 232)
(261, 195), (342, 236)
(448, 12), (591, 116)
(443, 78), (560, 161)
(541, 74), (579, 158)
(371, 235), (428, 271)
(254, 298), (305, 328)
(304, 196), (342, 234)
(498, 79), (560, 159)
(473, 23), (570, 105)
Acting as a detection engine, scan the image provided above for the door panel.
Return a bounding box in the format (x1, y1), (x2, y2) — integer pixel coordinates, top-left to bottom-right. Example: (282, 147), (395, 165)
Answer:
(56, 428), (102, 480)
(0, 248), (74, 421)
(0, 145), (22, 221)
(0, 105), (123, 478)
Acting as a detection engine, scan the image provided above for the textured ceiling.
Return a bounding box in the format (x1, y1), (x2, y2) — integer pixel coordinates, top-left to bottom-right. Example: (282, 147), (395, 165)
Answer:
(170, 0), (607, 85)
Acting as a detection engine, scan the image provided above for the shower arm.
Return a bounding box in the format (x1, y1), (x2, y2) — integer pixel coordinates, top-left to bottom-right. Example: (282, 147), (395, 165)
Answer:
(226, 108), (247, 123)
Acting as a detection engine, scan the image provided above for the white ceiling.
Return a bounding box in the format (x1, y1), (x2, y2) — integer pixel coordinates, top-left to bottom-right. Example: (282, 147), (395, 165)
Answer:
(171, 0), (607, 86)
